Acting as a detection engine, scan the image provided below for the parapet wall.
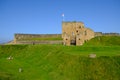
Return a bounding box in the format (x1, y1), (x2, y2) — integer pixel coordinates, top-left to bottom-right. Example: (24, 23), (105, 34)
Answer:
(15, 33), (61, 41)
(15, 33), (120, 41)
(13, 33), (120, 45)
(95, 32), (120, 37)
(14, 34), (62, 44)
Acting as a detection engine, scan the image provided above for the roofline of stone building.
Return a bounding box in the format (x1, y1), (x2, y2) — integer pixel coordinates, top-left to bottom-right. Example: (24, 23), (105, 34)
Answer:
(62, 21), (84, 24)
(85, 27), (94, 32)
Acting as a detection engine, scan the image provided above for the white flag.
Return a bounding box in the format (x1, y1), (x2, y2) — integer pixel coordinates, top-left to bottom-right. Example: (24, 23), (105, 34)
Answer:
(62, 13), (64, 17)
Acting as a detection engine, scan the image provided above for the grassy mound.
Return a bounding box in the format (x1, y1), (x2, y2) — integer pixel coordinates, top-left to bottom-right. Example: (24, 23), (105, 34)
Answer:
(84, 36), (120, 46)
(0, 36), (120, 80)
(0, 44), (120, 80)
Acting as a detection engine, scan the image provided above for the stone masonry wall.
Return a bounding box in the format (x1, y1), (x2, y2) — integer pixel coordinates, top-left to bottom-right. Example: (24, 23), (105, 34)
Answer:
(62, 21), (94, 46)
(95, 32), (120, 37)
(13, 32), (119, 45)
(14, 34), (62, 44)
(15, 34), (61, 40)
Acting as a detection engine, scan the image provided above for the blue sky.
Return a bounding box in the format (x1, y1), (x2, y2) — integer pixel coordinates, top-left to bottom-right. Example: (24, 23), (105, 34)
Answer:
(0, 0), (120, 43)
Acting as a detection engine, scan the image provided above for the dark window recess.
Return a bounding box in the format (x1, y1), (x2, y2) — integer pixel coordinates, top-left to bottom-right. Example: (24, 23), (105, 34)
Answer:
(71, 40), (76, 45)
(76, 30), (78, 33)
(66, 39), (68, 40)
(79, 38), (80, 40)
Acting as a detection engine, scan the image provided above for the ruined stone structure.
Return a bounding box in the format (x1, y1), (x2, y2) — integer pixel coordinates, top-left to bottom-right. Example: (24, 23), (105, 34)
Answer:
(62, 21), (94, 46)
(95, 32), (120, 37)
(11, 21), (119, 45)
(13, 34), (62, 44)
(14, 34), (61, 41)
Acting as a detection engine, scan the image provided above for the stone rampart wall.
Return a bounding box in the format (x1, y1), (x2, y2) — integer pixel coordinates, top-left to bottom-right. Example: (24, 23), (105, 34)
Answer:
(15, 32), (120, 41)
(14, 34), (62, 44)
(95, 32), (120, 37)
(13, 33), (120, 45)
(15, 34), (61, 41)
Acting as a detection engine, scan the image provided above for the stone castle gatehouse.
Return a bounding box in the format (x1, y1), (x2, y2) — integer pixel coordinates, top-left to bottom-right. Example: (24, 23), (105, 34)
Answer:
(62, 21), (94, 46)
(11, 21), (95, 45)
(10, 21), (119, 45)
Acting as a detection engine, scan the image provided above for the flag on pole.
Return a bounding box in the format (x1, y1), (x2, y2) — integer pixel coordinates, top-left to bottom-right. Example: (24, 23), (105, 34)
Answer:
(62, 13), (64, 17)
(62, 13), (65, 21)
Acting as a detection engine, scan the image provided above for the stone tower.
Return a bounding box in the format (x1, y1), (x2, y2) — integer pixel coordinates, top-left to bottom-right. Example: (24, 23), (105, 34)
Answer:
(62, 21), (94, 46)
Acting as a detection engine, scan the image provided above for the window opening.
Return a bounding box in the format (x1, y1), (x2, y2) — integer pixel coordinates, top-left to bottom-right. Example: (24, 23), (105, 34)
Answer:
(72, 32), (74, 36)
(76, 30), (78, 33)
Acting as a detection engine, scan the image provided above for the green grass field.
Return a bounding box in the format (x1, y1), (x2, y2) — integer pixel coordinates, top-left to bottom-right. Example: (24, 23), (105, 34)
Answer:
(0, 36), (120, 80)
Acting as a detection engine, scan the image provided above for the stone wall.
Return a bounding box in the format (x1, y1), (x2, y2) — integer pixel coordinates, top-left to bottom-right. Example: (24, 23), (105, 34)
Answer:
(62, 21), (94, 46)
(95, 32), (120, 37)
(13, 32), (120, 45)
(15, 34), (61, 41)
(14, 34), (62, 44)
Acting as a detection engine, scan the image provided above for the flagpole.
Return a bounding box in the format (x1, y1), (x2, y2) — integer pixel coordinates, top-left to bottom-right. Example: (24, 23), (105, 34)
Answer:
(62, 13), (64, 22)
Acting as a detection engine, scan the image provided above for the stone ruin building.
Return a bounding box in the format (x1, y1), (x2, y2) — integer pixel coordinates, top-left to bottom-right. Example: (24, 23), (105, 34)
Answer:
(11, 21), (94, 45)
(10, 21), (119, 45)
(62, 21), (94, 46)
(13, 34), (62, 44)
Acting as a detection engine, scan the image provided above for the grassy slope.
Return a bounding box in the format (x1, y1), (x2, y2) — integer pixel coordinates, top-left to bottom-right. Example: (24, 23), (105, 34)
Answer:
(0, 36), (120, 80)
(84, 36), (120, 46)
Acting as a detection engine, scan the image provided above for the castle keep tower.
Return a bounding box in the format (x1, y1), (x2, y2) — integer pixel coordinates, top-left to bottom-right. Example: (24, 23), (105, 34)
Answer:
(62, 21), (94, 46)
